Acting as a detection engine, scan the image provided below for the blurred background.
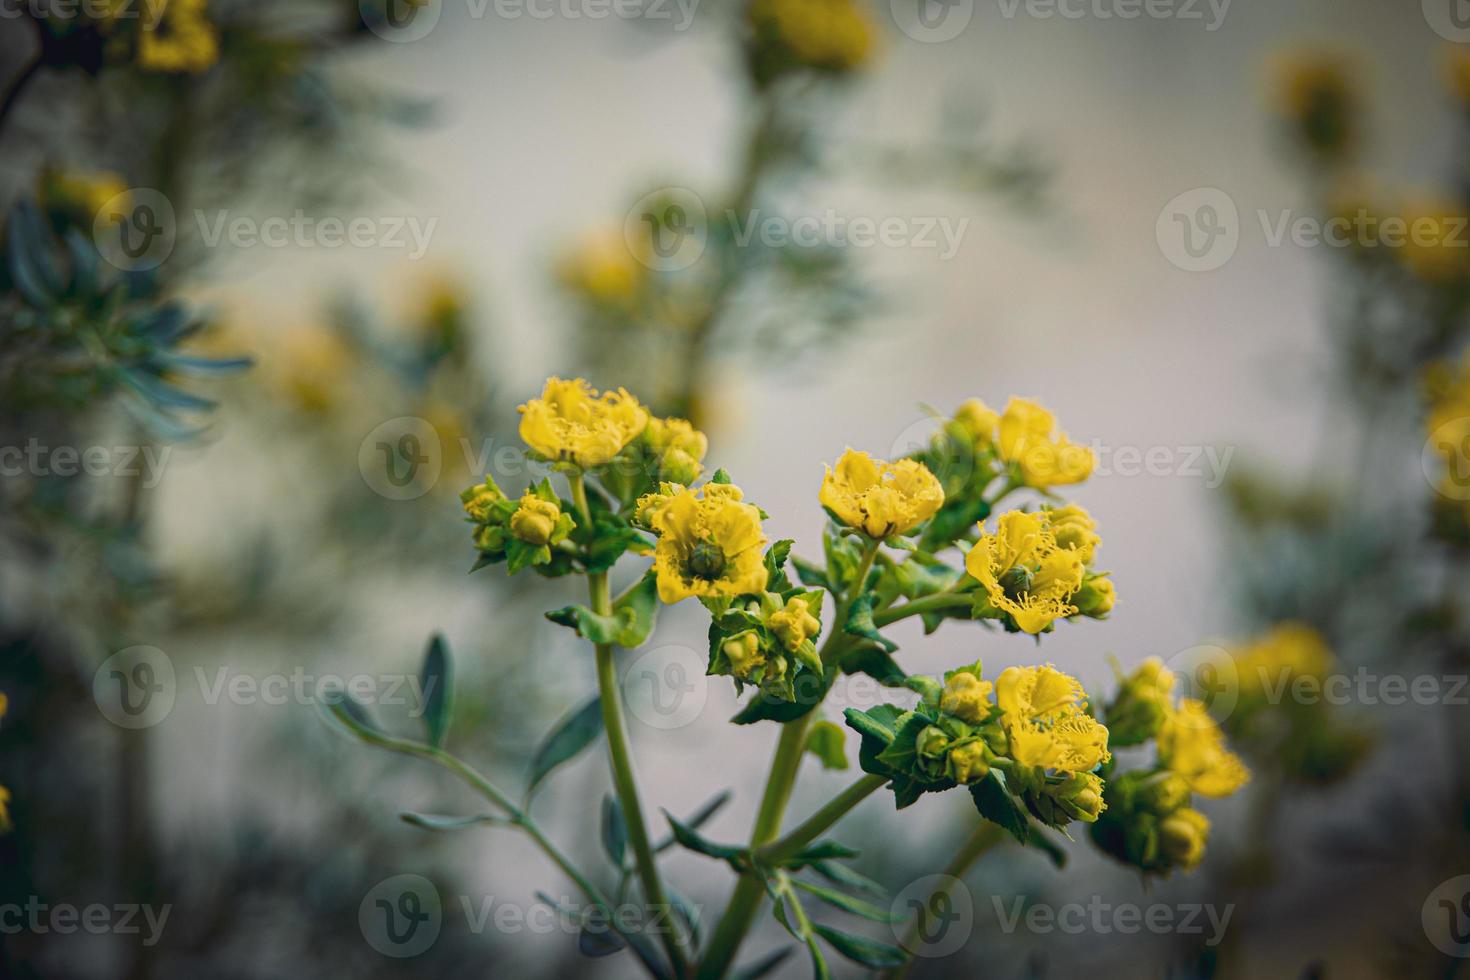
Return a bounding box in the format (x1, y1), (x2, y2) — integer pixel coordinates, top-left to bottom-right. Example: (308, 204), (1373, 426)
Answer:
(3, 0), (1469, 977)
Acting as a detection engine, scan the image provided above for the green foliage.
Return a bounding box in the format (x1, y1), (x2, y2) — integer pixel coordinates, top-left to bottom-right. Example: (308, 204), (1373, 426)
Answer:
(526, 696), (604, 800)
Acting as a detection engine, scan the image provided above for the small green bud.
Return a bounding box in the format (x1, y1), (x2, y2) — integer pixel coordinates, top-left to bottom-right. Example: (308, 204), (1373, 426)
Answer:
(1074, 573), (1115, 618)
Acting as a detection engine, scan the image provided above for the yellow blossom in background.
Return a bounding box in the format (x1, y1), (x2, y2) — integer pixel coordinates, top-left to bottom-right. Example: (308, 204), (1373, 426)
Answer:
(965, 510), (1087, 634)
(137, 0), (219, 73)
(558, 227), (646, 305)
(748, 0), (877, 73)
(1267, 48), (1358, 161)
(40, 169), (128, 224)
(1157, 807), (1210, 870)
(995, 664), (1110, 773)
(271, 325), (355, 414)
(643, 416), (708, 484)
(1398, 195), (1470, 284)
(953, 398), (1000, 448)
(819, 449), (943, 539)
(1231, 622), (1333, 701)
(0, 785), (10, 834)
(939, 671), (993, 724)
(518, 377), (648, 468)
(1445, 47), (1470, 106)
(648, 482), (768, 603)
(996, 398), (1094, 489)
(1158, 698), (1250, 798)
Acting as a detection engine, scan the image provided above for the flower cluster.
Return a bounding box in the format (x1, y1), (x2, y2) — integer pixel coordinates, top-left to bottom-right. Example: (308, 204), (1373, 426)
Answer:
(461, 476), (577, 574)
(1090, 658), (1250, 875)
(744, 0), (877, 84)
(966, 507), (1111, 634)
(1427, 350), (1470, 542)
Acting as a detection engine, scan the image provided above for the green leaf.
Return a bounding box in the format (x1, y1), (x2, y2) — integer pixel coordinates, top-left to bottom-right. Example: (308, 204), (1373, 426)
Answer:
(786, 840), (860, 865)
(544, 571), (660, 648)
(791, 880), (896, 922)
(730, 948), (796, 980)
(804, 720), (849, 771)
(839, 643), (907, 686)
(812, 924), (907, 968)
(791, 555), (831, 592)
(970, 772), (1029, 844)
(601, 795), (627, 868)
(399, 811), (510, 832)
(764, 539), (795, 592)
(654, 789), (733, 852)
(318, 687), (389, 745)
(662, 811), (746, 865)
(667, 885), (703, 946)
(874, 712), (930, 774)
(579, 920), (627, 957)
(526, 696), (604, 799)
(903, 674), (942, 701)
(809, 860), (886, 898)
(710, 468), (733, 484)
(843, 594), (897, 653)
(419, 633), (453, 748)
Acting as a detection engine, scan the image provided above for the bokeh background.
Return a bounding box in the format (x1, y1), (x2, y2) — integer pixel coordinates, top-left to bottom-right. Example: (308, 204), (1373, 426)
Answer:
(3, 0), (1469, 977)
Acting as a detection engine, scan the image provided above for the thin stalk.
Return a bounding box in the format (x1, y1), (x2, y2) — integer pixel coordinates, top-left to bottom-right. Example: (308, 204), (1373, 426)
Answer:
(884, 821), (1005, 980)
(872, 592), (971, 628)
(696, 540), (881, 979)
(758, 774), (888, 864)
(570, 472), (689, 978)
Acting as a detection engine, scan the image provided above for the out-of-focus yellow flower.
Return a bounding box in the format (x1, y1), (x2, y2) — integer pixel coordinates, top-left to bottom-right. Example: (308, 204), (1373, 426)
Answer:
(965, 510), (1087, 634)
(1232, 622), (1333, 701)
(995, 664), (1110, 773)
(1268, 49), (1358, 161)
(648, 482), (768, 603)
(273, 325), (355, 414)
(558, 227), (646, 305)
(1158, 699), (1250, 798)
(0, 785), (10, 834)
(1157, 807), (1210, 870)
(1399, 195), (1470, 284)
(953, 398), (1000, 448)
(939, 671), (993, 724)
(518, 377), (648, 469)
(40, 169), (128, 223)
(643, 416), (708, 484)
(1106, 657), (1175, 746)
(1427, 352), (1470, 505)
(766, 595), (821, 652)
(1043, 503), (1099, 564)
(819, 449), (943, 539)
(137, 0), (219, 73)
(748, 0), (877, 73)
(996, 398), (1094, 489)
(1445, 47), (1470, 106)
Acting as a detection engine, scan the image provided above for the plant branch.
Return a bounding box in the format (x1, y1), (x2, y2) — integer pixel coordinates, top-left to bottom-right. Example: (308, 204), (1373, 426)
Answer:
(757, 773), (888, 865)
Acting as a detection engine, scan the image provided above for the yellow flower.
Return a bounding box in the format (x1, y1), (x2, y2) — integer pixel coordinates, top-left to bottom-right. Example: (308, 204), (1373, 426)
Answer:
(1399, 195), (1470, 284)
(939, 671), (993, 724)
(953, 398), (1000, 447)
(767, 596), (821, 652)
(649, 483), (768, 603)
(995, 665), (1110, 773)
(510, 492), (563, 546)
(819, 449), (943, 539)
(518, 377), (649, 469)
(1042, 504), (1099, 564)
(557, 227), (646, 305)
(1157, 699), (1250, 798)
(1446, 47), (1470, 106)
(965, 511), (1086, 634)
(997, 398), (1094, 488)
(273, 324), (355, 414)
(40, 169), (128, 224)
(643, 416), (709, 484)
(137, 0), (219, 73)
(1232, 622), (1333, 701)
(1157, 807), (1210, 870)
(748, 0), (877, 73)
(0, 785), (9, 834)
(1268, 49), (1357, 160)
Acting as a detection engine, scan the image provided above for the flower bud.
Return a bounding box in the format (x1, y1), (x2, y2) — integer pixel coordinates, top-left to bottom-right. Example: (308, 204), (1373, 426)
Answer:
(723, 632), (764, 681)
(1104, 656), (1174, 746)
(944, 740), (991, 784)
(766, 596), (822, 653)
(953, 398), (999, 446)
(1073, 573), (1115, 618)
(1136, 771), (1190, 815)
(939, 671), (993, 725)
(510, 493), (563, 546)
(461, 476), (508, 523)
(1044, 771), (1106, 823)
(659, 446), (703, 486)
(1157, 808), (1210, 871)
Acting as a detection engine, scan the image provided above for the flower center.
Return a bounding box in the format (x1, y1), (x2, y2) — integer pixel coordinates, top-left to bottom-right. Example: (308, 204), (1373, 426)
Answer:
(688, 540), (727, 580)
(998, 565), (1033, 600)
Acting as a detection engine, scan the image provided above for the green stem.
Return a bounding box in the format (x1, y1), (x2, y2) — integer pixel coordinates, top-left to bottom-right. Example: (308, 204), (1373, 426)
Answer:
(758, 774), (888, 864)
(696, 540), (881, 979)
(571, 472), (689, 978)
(872, 592), (971, 628)
(885, 821), (1005, 980)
